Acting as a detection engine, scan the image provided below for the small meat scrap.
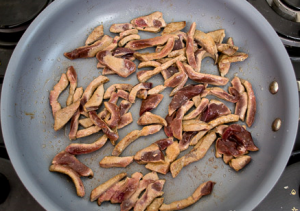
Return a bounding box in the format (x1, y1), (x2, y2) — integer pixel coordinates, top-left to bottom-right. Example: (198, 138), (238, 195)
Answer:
(186, 22), (197, 69)
(140, 94), (163, 116)
(110, 23), (135, 33)
(104, 102), (121, 129)
(69, 109), (80, 140)
(104, 83), (133, 99)
(195, 49), (215, 72)
(129, 82), (152, 103)
(99, 156), (134, 168)
(201, 99), (231, 122)
(137, 112), (167, 126)
(159, 181), (215, 211)
(164, 112), (176, 137)
(66, 66), (77, 106)
(229, 155), (251, 171)
(136, 89), (148, 99)
(218, 52), (248, 76)
(194, 29), (218, 60)
(103, 55), (136, 78)
(241, 79), (256, 127)
(64, 35), (113, 60)
(54, 100), (80, 131)
(161, 21), (186, 35)
(230, 76), (248, 121)
(169, 72), (188, 97)
(85, 25), (104, 45)
(168, 84), (205, 116)
(113, 47), (135, 58)
(76, 126), (101, 139)
(49, 73), (69, 116)
(90, 172), (127, 202)
(161, 66), (179, 80)
(131, 11), (166, 32)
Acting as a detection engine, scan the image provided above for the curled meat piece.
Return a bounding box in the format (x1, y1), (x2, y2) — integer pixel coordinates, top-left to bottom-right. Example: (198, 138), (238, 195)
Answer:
(229, 155), (251, 171)
(137, 112), (167, 126)
(186, 22), (197, 69)
(146, 197), (164, 211)
(139, 94), (163, 116)
(207, 29), (225, 44)
(110, 23), (135, 33)
(118, 34), (141, 47)
(162, 21), (186, 35)
(96, 50), (112, 66)
(231, 76), (245, 93)
(128, 82), (152, 103)
(54, 100), (80, 131)
(104, 102), (120, 129)
(85, 25), (104, 45)
(159, 181), (215, 211)
(201, 99), (231, 122)
(184, 63), (229, 86)
(120, 29), (139, 38)
(49, 165), (85, 197)
(195, 48), (215, 72)
(125, 34), (176, 50)
(183, 98), (209, 120)
(104, 83), (133, 99)
(182, 119), (211, 132)
(241, 79), (256, 127)
(134, 37), (175, 61)
(138, 61), (161, 69)
(99, 156), (134, 168)
(49, 73), (69, 116)
(202, 87), (239, 103)
(131, 11), (166, 32)
(103, 55), (136, 78)
(90, 172), (127, 201)
(64, 35), (113, 60)
(168, 84), (205, 116)
(235, 92), (248, 121)
(84, 84), (104, 112)
(52, 151), (93, 177)
(66, 66), (77, 106)
(148, 85), (166, 95)
(170, 131), (217, 178)
(69, 109), (80, 140)
(218, 52), (248, 76)
(134, 143), (165, 164)
(194, 30), (218, 60)
(66, 135), (108, 155)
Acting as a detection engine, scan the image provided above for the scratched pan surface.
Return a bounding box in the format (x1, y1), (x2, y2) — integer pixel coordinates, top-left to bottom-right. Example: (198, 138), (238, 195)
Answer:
(1, 0), (298, 210)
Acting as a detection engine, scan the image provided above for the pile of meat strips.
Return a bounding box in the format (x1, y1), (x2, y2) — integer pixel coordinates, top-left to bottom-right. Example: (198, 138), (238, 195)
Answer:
(49, 11), (258, 211)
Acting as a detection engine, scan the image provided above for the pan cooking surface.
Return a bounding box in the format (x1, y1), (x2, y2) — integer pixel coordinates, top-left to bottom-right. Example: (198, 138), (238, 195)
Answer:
(1, 0), (298, 210)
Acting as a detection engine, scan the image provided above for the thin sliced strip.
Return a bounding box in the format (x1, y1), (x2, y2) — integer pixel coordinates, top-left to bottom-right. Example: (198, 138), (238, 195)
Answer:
(131, 11), (166, 32)
(117, 112), (133, 129)
(189, 130), (208, 146)
(241, 79), (256, 127)
(69, 109), (80, 140)
(205, 87), (239, 103)
(54, 100), (80, 131)
(186, 22), (197, 69)
(182, 119), (211, 131)
(84, 84), (104, 112)
(125, 34), (175, 50)
(104, 83), (133, 99)
(73, 87), (83, 102)
(76, 126), (101, 139)
(162, 21), (186, 35)
(99, 156), (134, 168)
(140, 94), (164, 116)
(235, 92), (248, 121)
(119, 34), (141, 47)
(112, 130), (141, 156)
(183, 98), (209, 120)
(66, 66), (77, 106)
(148, 85), (166, 95)
(104, 102), (121, 129)
(137, 112), (167, 126)
(85, 25), (104, 45)
(208, 114), (239, 128)
(110, 23), (135, 33)
(120, 29), (139, 38)
(169, 72), (188, 97)
(138, 61), (161, 68)
(129, 82), (152, 103)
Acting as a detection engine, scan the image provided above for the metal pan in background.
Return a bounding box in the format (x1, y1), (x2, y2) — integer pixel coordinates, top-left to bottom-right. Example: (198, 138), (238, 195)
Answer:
(1, 0), (298, 210)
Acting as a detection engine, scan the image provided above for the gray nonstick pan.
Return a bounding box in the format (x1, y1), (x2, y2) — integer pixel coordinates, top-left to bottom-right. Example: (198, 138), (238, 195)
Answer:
(1, 0), (298, 210)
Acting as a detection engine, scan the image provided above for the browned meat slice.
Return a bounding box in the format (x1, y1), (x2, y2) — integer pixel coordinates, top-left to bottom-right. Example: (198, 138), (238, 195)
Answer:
(229, 155), (251, 171)
(235, 92), (248, 121)
(194, 30), (218, 60)
(223, 154), (233, 164)
(76, 126), (101, 138)
(128, 82), (152, 103)
(52, 151), (93, 177)
(217, 43), (238, 56)
(169, 72), (188, 97)
(184, 63), (229, 86)
(168, 84), (205, 116)
(96, 50), (112, 66)
(80, 75), (109, 106)
(164, 112), (176, 137)
(207, 29), (225, 44)
(113, 47), (135, 58)
(138, 61), (161, 69)
(136, 89), (148, 99)
(125, 34), (175, 50)
(159, 181), (215, 210)
(186, 22), (197, 69)
(134, 37), (175, 61)
(190, 130), (208, 146)
(49, 165), (85, 197)
(138, 112), (167, 126)
(146, 197), (164, 211)
(201, 99), (231, 122)
(118, 113), (133, 129)
(49, 73), (69, 116)
(99, 156), (134, 168)
(102, 36), (121, 52)
(134, 143), (165, 164)
(140, 94), (163, 116)
(90, 172), (127, 201)
(182, 119), (211, 131)
(85, 25), (104, 45)
(120, 172), (159, 211)
(170, 106), (184, 141)
(66, 135), (107, 155)
(162, 21), (186, 35)
(84, 84), (104, 112)
(66, 66), (77, 106)
(179, 132), (198, 151)
(140, 125), (163, 136)
(64, 35), (113, 60)
(168, 48), (186, 58)
(208, 114), (239, 128)
(69, 109), (80, 140)
(54, 100), (80, 131)
(161, 66), (179, 80)
(183, 98), (209, 120)
(241, 79), (256, 127)
(164, 61), (185, 88)
(120, 28), (139, 38)
(111, 130), (140, 156)
(104, 102), (121, 129)
(110, 23), (135, 33)
(148, 85), (166, 95)
(119, 100), (132, 116)
(131, 11), (166, 32)
(218, 52), (248, 76)
(73, 87), (83, 102)
(89, 111), (119, 143)
(104, 84), (133, 99)
(119, 34), (141, 47)
(217, 124), (258, 157)
(103, 55), (136, 78)
(194, 48), (215, 72)
(98, 179), (127, 205)
(231, 76), (245, 93)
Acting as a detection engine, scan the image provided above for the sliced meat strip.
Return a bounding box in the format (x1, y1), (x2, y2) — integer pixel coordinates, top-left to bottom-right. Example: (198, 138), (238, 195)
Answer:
(84, 84), (104, 112)
(118, 113), (133, 129)
(190, 130), (208, 146)
(54, 100), (80, 131)
(164, 112), (176, 137)
(103, 36), (121, 52)
(161, 66), (179, 80)
(235, 92), (248, 121)
(194, 48), (215, 72)
(103, 55), (136, 78)
(183, 63), (229, 86)
(168, 48), (186, 58)
(69, 109), (80, 140)
(66, 66), (77, 106)
(76, 126), (101, 139)
(137, 112), (167, 126)
(164, 61), (185, 88)
(155, 137), (174, 150)
(90, 172), (127, 202)
(104, 83), (133, 99)
(194, 30), (218, 60)
(161, 21), (186, 35)
(73, 87), (83, 102)
(98, 179), (127, 205)
(208, 114), (239, 128)
(202, 87), (239, 103)
(66, 135), (108, 155)
(218, 52), (248, 76)
(170, 131), (217, 178)
(64, 35), (113, 60)
(231, 76), (245, 94)
(85, 25), (104, 45)
(125, 34), (175, 50)
(119, 34), (141, 47)
(170, 106), (185, 141)
(139, 94), (163, 116)
(207, 29), (225, 44)
(134, 143), (165, 164)
(128, 82), (152, 103)
(146, 197), (164, 211)
(131, 11), (166, 32)
(138, 61), (161, 69)
(183, 97), (209, 120)
(134, 180), (165, 211)
(159, 181), (215, 211)
(241, 79), (256, 127)
(182, 119), (211, 131)
(179, 132), (198, 151)
(134, 37), (175, 61)
(110, 23), (135, 33)
(201, 99), (231, 122)
(168, 84), (205, 116)
(111, 130), (141, 156)
(148, 85), (166, 95)
(192, 95), (201, 107)
(113, 47), (135, 58)
(104, 102), (121, 129)
(120, 28), (139, 38)
(99, 156), (134, 168)
(52, 151), (93, 177)
(186, 22), (197, 69)
(169, 72), (188, 97)
(140, 125), (162, 136)
(229, 155), (251, 171)
(49, 165), (85, 197)
(49, 73), (69, 116)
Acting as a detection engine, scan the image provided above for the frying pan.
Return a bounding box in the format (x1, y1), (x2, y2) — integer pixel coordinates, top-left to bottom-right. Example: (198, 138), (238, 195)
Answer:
(1, 0), (298, 210)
